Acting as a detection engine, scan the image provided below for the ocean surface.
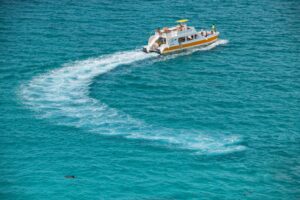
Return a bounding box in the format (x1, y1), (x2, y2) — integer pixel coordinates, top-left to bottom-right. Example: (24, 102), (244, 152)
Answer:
(1, 0), (299, 199)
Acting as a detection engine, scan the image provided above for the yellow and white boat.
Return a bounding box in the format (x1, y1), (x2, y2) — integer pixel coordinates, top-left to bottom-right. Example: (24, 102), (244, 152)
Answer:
(143, 19), (219, 54)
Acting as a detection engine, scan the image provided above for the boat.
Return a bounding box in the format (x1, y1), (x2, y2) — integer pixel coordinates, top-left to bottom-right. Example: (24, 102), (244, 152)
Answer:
(143, 19), (219, 54)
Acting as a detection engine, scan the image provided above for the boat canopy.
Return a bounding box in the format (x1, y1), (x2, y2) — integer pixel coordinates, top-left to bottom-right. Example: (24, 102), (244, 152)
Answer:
(176, 19), (188, 23)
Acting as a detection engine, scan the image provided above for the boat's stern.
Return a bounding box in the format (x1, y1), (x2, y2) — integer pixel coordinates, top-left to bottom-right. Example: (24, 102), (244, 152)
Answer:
(142, 45), (162, 54)
(142, 33), (164, 54)
(142, 45), (150, 53)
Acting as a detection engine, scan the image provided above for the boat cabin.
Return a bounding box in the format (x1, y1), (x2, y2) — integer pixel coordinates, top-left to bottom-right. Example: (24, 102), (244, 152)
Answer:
(143, 19), (219, 54)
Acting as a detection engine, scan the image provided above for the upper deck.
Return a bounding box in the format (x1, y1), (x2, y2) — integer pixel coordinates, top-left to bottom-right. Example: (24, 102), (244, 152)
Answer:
(156, 24), (197, 39)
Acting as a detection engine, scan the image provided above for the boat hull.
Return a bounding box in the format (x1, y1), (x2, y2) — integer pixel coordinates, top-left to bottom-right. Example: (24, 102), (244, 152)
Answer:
(160, 35), (218, 54)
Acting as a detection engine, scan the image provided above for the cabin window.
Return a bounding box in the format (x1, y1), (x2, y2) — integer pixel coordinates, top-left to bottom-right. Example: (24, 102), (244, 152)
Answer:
(161, 38), (166, 44)
(157, 37), (166, 45)
(178, 37), (186, 43)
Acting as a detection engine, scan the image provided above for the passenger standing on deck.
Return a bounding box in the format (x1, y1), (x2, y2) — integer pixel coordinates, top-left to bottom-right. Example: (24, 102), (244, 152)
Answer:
(211, 24), (216, 33)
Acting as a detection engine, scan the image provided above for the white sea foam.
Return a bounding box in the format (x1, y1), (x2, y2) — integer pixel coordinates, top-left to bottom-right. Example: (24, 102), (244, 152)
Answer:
(20, 40), (245, 154)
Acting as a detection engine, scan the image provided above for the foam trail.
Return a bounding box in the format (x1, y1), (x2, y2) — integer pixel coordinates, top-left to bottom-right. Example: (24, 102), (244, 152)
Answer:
(20, 40), (245, 154)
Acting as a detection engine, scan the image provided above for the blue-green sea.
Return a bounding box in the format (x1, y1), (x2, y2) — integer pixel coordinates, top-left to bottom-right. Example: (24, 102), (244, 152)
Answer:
(1, 0), (300, 199)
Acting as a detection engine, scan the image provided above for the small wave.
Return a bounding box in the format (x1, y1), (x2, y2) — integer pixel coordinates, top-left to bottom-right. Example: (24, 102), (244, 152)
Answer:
(20, 39), (245, 154)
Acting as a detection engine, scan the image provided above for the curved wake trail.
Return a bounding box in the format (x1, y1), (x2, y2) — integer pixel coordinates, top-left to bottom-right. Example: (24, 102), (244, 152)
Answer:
(20, 40), (245, 154)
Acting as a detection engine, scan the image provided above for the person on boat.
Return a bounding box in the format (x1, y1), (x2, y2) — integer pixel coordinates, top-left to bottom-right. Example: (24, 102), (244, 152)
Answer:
(178, 24), (184, 31)
(211, 24), (216, 33)
(163, 27), (171, 33)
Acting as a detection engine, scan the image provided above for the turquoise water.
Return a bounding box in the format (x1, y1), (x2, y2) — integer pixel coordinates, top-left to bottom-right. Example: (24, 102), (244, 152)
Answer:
(1, 0), (299, 199)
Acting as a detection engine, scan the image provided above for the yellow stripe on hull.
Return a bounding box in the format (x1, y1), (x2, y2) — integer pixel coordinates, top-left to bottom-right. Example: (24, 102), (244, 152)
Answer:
(161, 35), (218, 54)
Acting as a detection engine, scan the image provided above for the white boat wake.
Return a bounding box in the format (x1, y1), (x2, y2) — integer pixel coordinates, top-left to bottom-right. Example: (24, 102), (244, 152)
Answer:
(20, 39), (246, 154)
